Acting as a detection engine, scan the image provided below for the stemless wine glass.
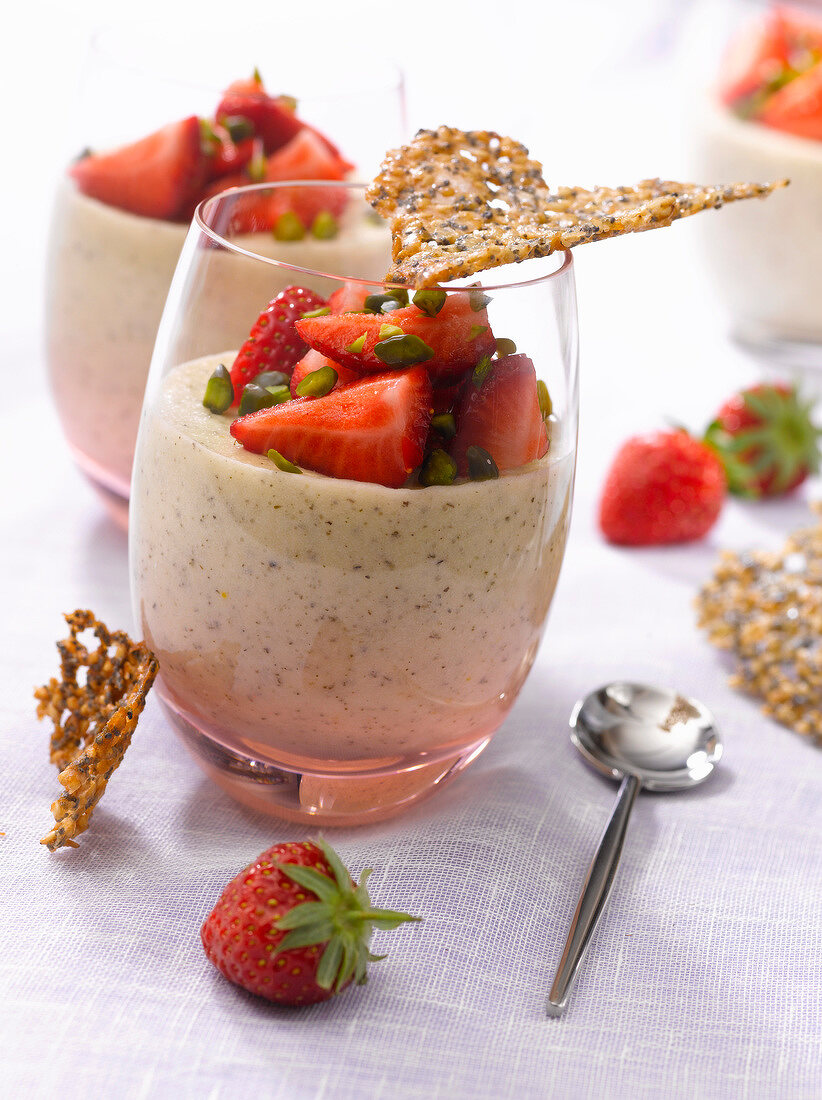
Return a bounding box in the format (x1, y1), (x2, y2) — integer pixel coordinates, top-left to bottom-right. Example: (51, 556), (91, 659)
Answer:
(129, 182), (579, 826)
(45, 23), (405, 527)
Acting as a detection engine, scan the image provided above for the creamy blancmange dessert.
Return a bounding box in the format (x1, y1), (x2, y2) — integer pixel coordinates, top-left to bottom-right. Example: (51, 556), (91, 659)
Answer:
(46, 182), (390, 498)
(693, 98), (822, 347)
(130, 355), (574, 766)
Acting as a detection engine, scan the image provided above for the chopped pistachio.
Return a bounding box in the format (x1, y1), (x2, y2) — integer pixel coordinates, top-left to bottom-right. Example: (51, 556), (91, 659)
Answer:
(469, 324), (488, 341)
(537, 379), (553, 419)
(301, 306), (331, 318)
(378, 323), (404, 340)
(202, 364), (234, 413)
(273, 211), (305, 241)
(469, 289), (492, 312)
(364, 292), (405, 314)
(253, 370), (290, 389)
(374, 334), (435, 367)
(467, 445), (499, 480)
(267, 448), (301, 473)
(248, 149), (267, 183)
(222, 115), (255, 142)
(296, 365), (338, 397)
(199, 118), (220, 153)
(239, 383), (288, 416)
(495, 337), (517, 358)
(346, 333), (367, 354)
(279, 94), (298, 113)
(412, 288), (446, 317)
(472, 355), (494, 388)
(311, 211), (338, 239)
(386, 287), (409, 306)
(431, 412), (456, 439)
(420, 448), (457, 487)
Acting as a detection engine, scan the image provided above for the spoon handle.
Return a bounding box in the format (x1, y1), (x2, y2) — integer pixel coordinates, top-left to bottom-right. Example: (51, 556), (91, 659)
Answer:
(546, 773), (640, 1017)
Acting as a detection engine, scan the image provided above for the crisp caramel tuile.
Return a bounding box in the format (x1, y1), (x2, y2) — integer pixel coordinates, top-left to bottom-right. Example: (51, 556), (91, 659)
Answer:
(367, 126), (788, 286)
(696, 508), (822, 745)
(34, 610), (158, 850)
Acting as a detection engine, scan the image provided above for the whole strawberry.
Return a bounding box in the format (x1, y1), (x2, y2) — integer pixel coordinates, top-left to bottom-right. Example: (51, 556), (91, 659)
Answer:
(229, 285), (327, 403)
(705, 382), (821, 497)
(201, 837), (420, 1005)
(599, 430), (726, 546)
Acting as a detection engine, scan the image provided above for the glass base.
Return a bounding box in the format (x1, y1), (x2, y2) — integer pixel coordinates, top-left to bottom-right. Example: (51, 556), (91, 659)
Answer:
(160, 696), (491, 825)
(67, 444), (131, 530)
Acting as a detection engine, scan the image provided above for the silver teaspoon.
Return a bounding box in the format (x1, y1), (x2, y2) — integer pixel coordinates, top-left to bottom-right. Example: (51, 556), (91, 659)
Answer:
(546, 681), (722, 1017)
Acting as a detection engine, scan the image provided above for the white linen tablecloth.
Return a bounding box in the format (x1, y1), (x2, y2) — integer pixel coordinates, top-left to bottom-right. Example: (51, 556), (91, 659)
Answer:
(2, 2), (821, 1096)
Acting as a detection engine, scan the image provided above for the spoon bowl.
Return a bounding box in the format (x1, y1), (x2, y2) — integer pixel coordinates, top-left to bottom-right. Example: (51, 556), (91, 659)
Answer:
(546, 681), (722, 1017)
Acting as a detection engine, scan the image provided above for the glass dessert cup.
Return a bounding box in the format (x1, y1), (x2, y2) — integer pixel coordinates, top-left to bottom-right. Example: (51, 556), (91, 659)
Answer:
(44, 25), (404, 528)
(129, 183), (579, 825)
(685, 0), (822, 380)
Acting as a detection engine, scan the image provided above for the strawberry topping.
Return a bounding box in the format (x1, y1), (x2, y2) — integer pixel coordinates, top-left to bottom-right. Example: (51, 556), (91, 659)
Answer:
(231, 366), (432, 488)
(289, 349), (358, 398)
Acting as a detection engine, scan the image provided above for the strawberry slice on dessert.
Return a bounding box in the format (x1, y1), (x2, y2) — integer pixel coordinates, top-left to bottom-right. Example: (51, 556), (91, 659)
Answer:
(70, 115), (208, 220)
(229, 285), (327, 402)
(264, 129), (354, 225)
(718, 8), (790, 107)
(757, 62), (822, 140)
(296, 291), (496, 384)
(450, 354), (549, 476)
(215, 74), (303, 154)
(289, 349), (358, 398)
(231, 366), (432, 488)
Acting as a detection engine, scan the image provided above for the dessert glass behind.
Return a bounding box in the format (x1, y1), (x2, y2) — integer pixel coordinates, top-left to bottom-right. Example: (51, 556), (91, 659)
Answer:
(45, 25), (404, 527)
(129, 182), (579, 825)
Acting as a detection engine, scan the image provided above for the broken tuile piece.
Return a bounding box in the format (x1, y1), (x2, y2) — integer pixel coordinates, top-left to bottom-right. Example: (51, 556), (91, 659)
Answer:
(367, 126), (788, 286)
(34, 609), (159, 851)
(696, 509), (822, 746)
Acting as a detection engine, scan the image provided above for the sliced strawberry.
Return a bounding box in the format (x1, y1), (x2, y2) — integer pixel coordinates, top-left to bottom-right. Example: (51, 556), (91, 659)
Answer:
(430, 379), (464, 415)
(215, 75), (303, 154)
(296, 292), (496, 384)
(70, 115), (207, 220)
(289, 349), (358, 397)
(327, 281), (374, 314)
(757, 61), (822, 140)
(205, 124), (256, 180)
(450, 354), (549, 476)
(231, 366), (432, 487)
(229, 286), (327, 402)
(718, 9), (790, 106)
(264, 129), (353, 224)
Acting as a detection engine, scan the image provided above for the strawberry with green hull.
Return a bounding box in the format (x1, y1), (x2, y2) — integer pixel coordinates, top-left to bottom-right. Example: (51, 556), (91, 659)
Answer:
(706, 382), (821, 497)
(230, 366), (432, 488)
(228, 285), (327, 404)
(201, 838), (420, 1006)
(215, 74), (303, 154)
(450, 354), (549, 476)
(295, 292), (496, 383)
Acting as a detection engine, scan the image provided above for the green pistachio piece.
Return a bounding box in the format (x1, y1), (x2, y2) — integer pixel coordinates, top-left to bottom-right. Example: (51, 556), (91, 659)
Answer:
(278, 94), (298, 113)
(199, 118), (220, 153)
(472, 355), (493, 388)
(469, 324), (488, 341)
(311, 211), (338, 239)
(248, 149), (267, 183)
(239, 383), (288, 416)
(469, 289), (492, 312)
(264, 384), (292, 404)
(222, 115), (255, 142)
(378, 323), (404, 340)
(537, 379), (553, 419)
(364, 292), (405, 314)
(346, 333), (367, 354)
(202, 364), (234, 414)
(296, 365), (338, 397)
(301, 306), (331, 318)
(380, 297), (404, 312)
(412, 288), (446, 317)
(495, 337), (517, 358)
(267, 448), (301, 473)
(273, 211), (305, 241)
(467, 445), (499, 481)
(374, 334), (435, 367)
(252, 370), (290, 389)
(430, 412), (456, 439)
(386, 287), (410, 306)
(419, 448), (457, 487)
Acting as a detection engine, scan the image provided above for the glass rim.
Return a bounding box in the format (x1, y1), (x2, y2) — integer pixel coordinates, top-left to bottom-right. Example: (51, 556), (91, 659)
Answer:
(194, 181), (574, 292)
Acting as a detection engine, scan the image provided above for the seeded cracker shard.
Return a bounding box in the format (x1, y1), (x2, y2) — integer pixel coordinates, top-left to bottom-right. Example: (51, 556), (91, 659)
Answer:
(34, 610), (158, 851)
(366, 126), (788, 286)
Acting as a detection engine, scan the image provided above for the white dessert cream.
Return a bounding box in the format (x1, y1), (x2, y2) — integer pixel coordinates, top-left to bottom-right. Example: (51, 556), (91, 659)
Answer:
(693, 98), (822, 347)
(130, 355), (575, 768)
(46, 181), (391, 499)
